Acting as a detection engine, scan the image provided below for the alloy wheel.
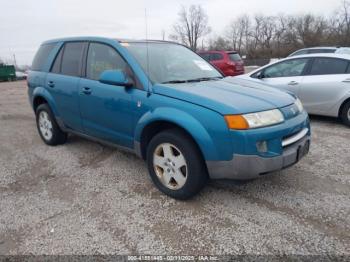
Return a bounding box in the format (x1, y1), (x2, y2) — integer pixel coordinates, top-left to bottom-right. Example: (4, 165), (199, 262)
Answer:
(153, 143), (188, 190)
(38, 111), (53, 141)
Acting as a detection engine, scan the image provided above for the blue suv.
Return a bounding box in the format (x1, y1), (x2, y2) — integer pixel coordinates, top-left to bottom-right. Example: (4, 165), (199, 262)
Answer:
(28, 37), (310, 199)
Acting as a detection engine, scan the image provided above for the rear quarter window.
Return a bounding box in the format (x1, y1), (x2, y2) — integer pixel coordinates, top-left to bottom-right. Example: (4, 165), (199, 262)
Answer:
(31, 44), (56, 71)
(228, 53), (242, 61)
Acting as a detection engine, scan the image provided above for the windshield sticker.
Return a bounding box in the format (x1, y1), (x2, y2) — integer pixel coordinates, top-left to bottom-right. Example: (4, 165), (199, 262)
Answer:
(193, 60), (213, 71)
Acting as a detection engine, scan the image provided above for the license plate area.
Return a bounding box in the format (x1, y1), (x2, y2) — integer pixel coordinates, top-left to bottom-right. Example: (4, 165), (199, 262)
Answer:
(297, 140), (310, 161)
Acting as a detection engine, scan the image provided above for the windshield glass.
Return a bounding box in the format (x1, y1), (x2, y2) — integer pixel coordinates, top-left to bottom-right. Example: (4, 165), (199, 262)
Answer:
(123, 42), (222, 84)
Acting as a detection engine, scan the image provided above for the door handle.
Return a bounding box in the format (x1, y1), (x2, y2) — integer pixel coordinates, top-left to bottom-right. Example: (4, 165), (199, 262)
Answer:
(342, 79), (350, 83)
(48, 81), (55, 88)
(82, 87), (92, 95)
(288, 81), (299, 86)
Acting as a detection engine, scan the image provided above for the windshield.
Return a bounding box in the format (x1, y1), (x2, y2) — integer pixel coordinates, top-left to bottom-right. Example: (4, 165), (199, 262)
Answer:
(123, 42), (222, 84)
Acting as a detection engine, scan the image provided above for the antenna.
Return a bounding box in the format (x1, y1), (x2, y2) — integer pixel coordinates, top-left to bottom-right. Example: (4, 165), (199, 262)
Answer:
(145, 8), (151, 96)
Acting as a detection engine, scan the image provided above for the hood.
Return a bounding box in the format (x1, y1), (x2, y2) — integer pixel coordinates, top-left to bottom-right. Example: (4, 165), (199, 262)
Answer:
(152, 78), (295, 115)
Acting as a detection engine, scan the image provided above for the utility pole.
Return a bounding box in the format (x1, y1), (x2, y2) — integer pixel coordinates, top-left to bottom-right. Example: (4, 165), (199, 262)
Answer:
(13, 54), (17, 69)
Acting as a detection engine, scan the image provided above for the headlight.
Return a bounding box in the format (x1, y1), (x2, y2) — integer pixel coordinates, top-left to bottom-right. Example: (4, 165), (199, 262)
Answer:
(225, 109), (284, 130)
(295, 98), (304, 113)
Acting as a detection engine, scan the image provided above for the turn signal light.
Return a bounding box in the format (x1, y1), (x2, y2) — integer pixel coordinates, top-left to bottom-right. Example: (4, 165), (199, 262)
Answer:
(224, 115), (249, 130)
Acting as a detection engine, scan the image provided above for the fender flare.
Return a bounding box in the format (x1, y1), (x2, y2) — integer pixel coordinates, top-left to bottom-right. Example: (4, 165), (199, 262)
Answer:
(337, 94), (350, 116)
(134, 107), (218, 160)
(32, 87), (60, 118)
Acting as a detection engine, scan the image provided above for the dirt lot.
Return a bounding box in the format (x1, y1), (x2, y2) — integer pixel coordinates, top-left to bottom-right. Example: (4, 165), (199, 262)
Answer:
(0, 80), (349, 256)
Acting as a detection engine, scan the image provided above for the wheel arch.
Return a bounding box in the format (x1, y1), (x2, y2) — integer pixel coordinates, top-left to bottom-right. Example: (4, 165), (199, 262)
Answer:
(32, 87), (60, 117)
(135, 108), (218, 161)
(338, 97), (350, 117)
(33, 96), (48, 112)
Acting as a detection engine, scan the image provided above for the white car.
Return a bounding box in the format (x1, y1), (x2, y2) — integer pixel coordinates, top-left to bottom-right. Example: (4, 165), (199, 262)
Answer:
(288, 46), (350, 57)
(231, 53), (350, 126)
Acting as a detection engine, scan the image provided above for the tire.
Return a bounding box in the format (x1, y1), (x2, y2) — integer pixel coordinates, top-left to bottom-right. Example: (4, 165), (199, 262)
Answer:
(35, 104), (67, 145)
(146, 129), (208, 200)
(340, 101), (350, 127)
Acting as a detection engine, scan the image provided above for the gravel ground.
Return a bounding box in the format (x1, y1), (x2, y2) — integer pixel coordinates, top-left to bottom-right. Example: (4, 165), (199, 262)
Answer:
(0, 80), (349, 256)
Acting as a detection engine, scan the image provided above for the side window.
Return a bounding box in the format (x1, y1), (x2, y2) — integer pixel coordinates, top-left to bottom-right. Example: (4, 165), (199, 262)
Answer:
(310, 58), (348, 75)
(200, 53), (210, 61)
(263, 58), (308, 78)
(210, 53), (224, 61)
(292, 50), (307, 56)
(31, 43), (56, 71)
(86, 43), (127, 81)
(61, 42), (85, 77)
(308, 49), (335, 54)
(50, 46), (64, 74)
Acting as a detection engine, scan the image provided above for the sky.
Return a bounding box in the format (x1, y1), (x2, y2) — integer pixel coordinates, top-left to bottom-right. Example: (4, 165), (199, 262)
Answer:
(0, 0), (341, 66)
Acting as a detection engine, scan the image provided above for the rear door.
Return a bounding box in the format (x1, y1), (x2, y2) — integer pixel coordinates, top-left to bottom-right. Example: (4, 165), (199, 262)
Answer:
(46, 42), (85, 131)
(28, 43), (56, 95)
(78, 42), (135, 148)
(299, 57), (350, 114)
(256, 58), (310, 95)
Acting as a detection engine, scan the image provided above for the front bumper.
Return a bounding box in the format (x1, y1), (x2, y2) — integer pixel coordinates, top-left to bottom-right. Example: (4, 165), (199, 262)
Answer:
(206, 132), (310, 180)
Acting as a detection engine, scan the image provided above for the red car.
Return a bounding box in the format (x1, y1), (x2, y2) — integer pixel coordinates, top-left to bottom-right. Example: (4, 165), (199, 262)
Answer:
(198, 50), (245, 77)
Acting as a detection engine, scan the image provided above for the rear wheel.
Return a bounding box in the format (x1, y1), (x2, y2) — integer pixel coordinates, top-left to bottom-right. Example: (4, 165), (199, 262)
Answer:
(36, 104), (67, 145)
(340, 101), (350, 127)
(146, 129), (208, 200)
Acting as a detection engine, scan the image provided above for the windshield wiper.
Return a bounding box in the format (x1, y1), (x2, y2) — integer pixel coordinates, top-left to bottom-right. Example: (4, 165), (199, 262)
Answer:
(161, 77), (223, 84)
(161, 80), (188, 84)
(186, 77), (223, 82)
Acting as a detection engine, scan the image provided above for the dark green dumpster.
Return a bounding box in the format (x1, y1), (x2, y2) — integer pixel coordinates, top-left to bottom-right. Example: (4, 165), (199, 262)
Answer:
(0, 64), (16, 81)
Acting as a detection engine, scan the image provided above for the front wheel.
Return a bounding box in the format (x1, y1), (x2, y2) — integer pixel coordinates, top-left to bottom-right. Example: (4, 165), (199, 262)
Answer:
(146, 129), (208, 200)
(341, 101), (350, 127)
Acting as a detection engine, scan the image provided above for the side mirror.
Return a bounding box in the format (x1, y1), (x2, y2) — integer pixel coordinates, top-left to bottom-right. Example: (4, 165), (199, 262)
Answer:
(99, 70), (134, 87)
(257, 71), (265, 79)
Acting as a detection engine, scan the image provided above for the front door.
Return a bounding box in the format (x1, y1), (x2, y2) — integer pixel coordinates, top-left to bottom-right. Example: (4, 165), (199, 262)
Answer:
(258, 58), (310, 96)
(78, 42), (135, 148)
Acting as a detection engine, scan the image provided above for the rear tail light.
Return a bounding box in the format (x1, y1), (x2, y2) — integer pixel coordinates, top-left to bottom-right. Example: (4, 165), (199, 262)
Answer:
(227, 61), (236, 66)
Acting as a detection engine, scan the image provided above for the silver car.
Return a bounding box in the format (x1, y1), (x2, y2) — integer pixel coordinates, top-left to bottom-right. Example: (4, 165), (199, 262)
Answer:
(288, 46), (350, 57)
(233, 53), (350, 126)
